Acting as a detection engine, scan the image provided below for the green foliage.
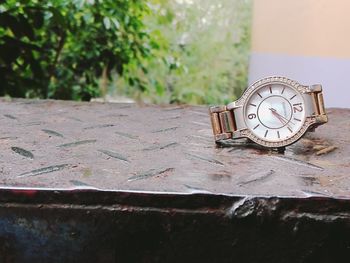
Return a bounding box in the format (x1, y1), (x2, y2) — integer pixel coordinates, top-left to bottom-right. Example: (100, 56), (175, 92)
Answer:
(115, 0), (252, 105)
(0, 0), (252, 104)
(0, 0), (152, 100)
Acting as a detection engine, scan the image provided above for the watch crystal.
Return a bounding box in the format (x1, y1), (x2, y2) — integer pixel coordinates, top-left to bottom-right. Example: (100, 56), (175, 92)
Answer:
(244, 83), (305, 143)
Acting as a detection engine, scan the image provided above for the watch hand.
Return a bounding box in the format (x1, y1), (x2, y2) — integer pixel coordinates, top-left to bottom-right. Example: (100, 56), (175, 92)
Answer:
(269, 108), (295, 125)
(277, 113), (295, 125)
(269, 108), (293, 131)
(270, 108), (286, 125)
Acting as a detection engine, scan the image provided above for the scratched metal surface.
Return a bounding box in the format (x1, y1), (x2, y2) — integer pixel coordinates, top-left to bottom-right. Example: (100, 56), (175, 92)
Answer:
(0, 98), (349, 198)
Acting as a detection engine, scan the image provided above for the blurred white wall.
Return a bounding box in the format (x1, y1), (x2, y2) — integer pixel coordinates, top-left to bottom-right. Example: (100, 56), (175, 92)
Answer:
(249, 0), (350, 108)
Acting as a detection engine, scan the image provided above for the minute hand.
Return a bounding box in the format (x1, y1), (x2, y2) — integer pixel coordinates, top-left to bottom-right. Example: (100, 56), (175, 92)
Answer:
(269, 108), (295, 125)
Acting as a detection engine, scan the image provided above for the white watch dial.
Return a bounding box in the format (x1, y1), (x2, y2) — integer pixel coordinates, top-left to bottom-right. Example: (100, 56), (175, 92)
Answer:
(244, 84), (306, 143)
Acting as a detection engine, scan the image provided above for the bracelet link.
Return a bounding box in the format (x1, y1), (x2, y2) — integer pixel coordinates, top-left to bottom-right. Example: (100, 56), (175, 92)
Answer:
(209, 105), (237, 141)
(219, 111), (236, 133)
(210, 112), (222, 135)
(317, 92), (326, 115)
(309, 85), (328, 124)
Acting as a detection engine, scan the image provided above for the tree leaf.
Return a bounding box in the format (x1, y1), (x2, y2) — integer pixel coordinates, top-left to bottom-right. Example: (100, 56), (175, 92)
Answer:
(103, 17), (111, 30)
(111, 18), (120, 29)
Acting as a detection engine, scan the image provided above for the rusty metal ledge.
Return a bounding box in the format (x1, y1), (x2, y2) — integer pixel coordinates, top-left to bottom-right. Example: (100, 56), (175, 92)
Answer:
(0, 99), (350, 262)
(0, 188), (350, 262)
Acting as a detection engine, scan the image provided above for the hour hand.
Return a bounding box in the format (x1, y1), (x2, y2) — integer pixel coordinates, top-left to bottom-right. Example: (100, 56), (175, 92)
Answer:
(269, 108), (286, 125)
(269, 108), (295, 125)
(269, 108), (294, 132)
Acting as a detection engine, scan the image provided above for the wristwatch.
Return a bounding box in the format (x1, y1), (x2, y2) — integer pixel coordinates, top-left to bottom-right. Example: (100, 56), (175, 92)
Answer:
(209, 76), (328, 148)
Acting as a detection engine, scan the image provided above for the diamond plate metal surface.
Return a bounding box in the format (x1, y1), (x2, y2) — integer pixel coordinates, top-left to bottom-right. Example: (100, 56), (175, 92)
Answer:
(0, 98), (348, 198)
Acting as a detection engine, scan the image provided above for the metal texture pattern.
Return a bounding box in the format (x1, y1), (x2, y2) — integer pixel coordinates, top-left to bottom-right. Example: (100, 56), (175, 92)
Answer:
(0, 98), (349, 197)
(0, 99), (350, 262)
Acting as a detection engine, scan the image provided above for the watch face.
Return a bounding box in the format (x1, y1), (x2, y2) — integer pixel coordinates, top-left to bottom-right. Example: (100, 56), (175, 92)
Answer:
(244, 82), (306, 145)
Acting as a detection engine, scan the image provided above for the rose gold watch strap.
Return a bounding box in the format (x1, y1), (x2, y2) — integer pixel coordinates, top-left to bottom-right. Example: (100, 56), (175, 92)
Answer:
(309, 85), (328, 124)
(209, 105), (237, 142)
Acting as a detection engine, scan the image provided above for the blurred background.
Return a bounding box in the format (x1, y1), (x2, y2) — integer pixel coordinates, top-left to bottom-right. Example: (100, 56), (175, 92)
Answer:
(0, 0), (348, 107)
